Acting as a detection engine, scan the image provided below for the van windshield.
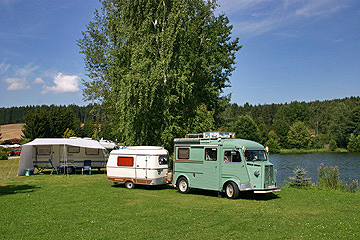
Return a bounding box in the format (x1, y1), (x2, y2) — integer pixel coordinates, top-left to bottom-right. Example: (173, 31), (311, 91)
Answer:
(245, 150), (267, 161)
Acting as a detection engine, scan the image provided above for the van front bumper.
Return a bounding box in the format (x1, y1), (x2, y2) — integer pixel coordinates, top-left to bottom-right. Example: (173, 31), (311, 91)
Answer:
(254, 189), (281, 193)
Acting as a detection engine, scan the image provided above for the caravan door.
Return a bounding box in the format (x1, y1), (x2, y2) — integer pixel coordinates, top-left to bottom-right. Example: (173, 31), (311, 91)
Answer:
(135, 155), (148, 184)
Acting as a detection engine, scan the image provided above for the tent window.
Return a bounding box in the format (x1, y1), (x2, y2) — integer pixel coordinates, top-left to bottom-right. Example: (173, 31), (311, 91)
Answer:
(86, 148), (99, 155)
(37, 147), (51, 155)
(68, 146), (80, 153)
(118, 157), (134, 167)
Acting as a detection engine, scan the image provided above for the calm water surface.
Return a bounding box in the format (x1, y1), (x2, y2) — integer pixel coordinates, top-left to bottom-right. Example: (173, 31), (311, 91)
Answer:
(269, 153), (360, 186)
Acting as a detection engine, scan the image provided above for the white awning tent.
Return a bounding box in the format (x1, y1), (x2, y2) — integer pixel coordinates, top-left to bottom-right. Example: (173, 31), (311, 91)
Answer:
(18, 138), (106, 176)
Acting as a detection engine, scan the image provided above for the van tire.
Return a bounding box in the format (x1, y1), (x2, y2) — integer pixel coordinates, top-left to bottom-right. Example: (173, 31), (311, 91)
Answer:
(125, 181), (135, 189)
(177, 177), (190, 194)
(224, 182), (239, 199)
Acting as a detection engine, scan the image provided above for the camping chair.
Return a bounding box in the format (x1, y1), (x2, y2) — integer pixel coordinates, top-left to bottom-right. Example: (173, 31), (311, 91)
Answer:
(48, 158), (59, 175)
(82, 160), (91, 175)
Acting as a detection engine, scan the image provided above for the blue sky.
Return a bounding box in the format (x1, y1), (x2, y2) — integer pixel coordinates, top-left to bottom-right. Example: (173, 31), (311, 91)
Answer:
(1, 0), (359, 107)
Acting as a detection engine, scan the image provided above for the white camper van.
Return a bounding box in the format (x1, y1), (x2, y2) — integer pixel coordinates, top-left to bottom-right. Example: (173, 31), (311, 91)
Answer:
(107, 146), (169, 189)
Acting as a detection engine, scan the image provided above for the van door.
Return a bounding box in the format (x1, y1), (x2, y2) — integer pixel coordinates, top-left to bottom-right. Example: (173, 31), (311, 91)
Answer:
(221, 149), (249, 185)
(135, 155), (148, 184)
(202, 147), (220, 190)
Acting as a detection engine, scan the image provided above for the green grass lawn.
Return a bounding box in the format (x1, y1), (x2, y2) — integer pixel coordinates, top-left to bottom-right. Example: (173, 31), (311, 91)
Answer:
(1, 158), (359, 239)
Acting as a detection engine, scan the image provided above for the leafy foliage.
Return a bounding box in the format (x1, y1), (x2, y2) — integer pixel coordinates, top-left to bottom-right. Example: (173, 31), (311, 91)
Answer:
(78, 0), (240, 148)
(233, 115), (260, 142)
(62, 128), (76, 138)
(347, 133), (360, 152)
(0, 149), (8, 160)
(329, 139), (337, 151)
(220, 97), (360, 149)
(287, 121), (311, 149)
(265, 130), (280, 153)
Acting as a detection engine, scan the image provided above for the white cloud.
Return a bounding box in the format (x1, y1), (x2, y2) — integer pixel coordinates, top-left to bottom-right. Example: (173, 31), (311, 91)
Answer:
(42, 72), (80, 94)
(2, 62), (40, 91)
(295, 1), (347, 17)
(14, 63), (39, 77)
(0, 61), (11, 73)
(216, 0), (352, 36)
(33, 77), (45, 84)
(4, 77), (30, 90)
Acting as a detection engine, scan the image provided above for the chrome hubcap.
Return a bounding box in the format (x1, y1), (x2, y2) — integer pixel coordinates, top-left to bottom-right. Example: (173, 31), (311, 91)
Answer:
(226, 185), (234, 197)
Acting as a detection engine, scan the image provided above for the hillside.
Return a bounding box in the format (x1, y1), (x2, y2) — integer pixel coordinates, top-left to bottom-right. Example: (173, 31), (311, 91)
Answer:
(0, 124), (24, 140)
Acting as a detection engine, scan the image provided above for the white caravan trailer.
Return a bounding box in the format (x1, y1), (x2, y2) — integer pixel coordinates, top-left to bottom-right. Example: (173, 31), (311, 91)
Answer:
(18, 138), (107, 176)
(107, 146), (169, 189)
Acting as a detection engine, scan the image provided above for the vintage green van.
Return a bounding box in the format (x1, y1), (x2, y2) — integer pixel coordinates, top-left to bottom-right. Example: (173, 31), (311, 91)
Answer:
(173, 132), (280, 198)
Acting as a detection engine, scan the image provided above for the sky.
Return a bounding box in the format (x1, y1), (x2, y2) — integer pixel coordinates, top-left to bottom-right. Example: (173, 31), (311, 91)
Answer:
(1, 0), (359, 108)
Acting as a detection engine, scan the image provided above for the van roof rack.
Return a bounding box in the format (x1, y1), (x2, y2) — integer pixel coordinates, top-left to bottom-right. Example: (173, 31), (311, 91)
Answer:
(184, 132), (236, 140)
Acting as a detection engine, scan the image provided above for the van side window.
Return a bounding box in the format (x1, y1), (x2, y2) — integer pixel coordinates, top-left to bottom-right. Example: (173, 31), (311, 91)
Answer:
(205, 148), (217, 161)
(178, 148), (190, 159)
(224, 151), (242, 162)
(118, 157), (134, 167)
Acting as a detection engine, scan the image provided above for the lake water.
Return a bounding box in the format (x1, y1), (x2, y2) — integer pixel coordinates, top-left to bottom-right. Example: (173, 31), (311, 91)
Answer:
(269, 153), (360, 186)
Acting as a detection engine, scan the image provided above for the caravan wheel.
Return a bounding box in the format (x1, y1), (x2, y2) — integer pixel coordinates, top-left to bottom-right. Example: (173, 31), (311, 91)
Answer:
(125, 181), (135, 189)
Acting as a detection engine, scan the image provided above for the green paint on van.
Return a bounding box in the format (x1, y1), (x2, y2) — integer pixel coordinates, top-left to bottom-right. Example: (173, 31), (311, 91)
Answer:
(173, 132), (280, 197)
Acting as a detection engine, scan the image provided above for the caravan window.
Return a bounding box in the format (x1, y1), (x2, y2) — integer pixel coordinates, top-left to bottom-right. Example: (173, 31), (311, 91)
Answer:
(178, 148), (190, 159)
(37, 146), (51, 155)
(118, 157), (134, 167)
(86, 148), (99, 155)
(68, 146), (80, 153)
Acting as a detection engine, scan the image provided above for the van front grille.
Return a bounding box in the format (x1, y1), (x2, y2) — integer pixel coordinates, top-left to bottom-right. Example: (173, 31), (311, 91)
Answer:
(264, 165), (275, 187)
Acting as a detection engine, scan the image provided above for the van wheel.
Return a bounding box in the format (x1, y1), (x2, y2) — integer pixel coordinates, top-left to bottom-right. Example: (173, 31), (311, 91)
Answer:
(225, 182), (239, 199)
(125, 181), (135, 189)
(177, 177), (190, 194)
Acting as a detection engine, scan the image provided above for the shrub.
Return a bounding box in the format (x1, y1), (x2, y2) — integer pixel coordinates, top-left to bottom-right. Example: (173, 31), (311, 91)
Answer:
(317, 164), (358, 192)
(317, 164), (341, 189)
(288, 167), (312, 188)
(346, 179), (359, 193)
(0, 150), (8, 160)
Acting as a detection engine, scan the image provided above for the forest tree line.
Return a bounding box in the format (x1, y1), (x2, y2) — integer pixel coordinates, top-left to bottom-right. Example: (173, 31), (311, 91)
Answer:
(1, 96), (360, 152)
(0, 104), (102, 125)
(220, 96), (360, 152)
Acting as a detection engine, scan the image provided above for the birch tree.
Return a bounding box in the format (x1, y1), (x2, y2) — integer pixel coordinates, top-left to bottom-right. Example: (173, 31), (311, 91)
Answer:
(78, 0), (240, 148)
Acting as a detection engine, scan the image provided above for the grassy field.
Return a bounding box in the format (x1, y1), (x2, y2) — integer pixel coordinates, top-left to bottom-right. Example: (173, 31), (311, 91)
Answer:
(1, 158), (359, 239)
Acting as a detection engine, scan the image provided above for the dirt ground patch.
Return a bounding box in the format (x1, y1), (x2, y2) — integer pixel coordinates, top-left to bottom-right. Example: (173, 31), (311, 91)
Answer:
(0, 124), (24, 140)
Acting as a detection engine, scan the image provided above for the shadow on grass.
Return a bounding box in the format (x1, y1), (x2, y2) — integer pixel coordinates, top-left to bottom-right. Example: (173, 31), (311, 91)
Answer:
(34, 168), (107, 175)
(111, 183), (173, 191)
(0, 184), (40, 196)
(111, 183), (281, 200)
(238, 191), (281, 201)
(184, 189), (281, 200)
